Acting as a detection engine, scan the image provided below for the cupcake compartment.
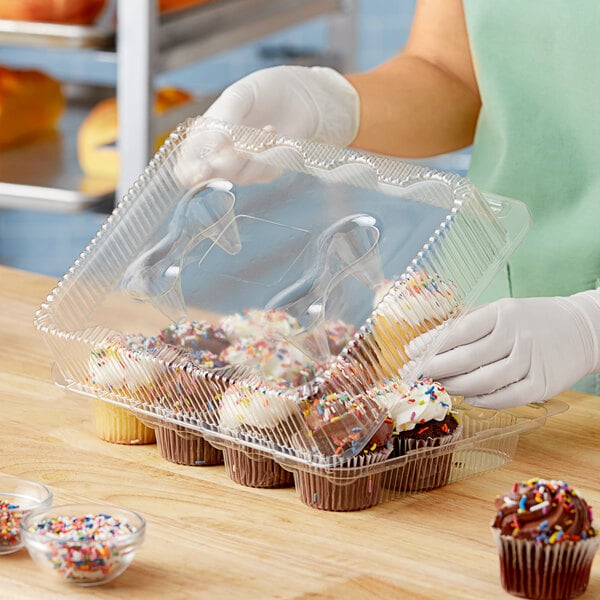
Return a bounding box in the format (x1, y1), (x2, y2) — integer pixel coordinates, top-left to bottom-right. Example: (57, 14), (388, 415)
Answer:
(155, 425), (223, 466)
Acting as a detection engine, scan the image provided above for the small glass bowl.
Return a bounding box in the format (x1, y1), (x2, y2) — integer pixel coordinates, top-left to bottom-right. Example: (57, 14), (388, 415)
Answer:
(20, 503), (145, 586)
(0, 474), (52, 555)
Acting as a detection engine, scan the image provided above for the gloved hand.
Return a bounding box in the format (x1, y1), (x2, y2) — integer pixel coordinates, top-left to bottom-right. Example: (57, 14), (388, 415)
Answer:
(421, 290), (600, 408)
(175, 65), (360, 186)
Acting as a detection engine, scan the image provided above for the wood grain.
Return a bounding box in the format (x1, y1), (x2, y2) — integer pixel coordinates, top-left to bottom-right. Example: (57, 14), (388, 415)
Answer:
(0, 265), (599, 599)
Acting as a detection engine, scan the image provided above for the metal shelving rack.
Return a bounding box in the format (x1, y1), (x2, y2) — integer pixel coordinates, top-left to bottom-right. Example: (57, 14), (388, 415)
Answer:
(0, 0), (357, 212)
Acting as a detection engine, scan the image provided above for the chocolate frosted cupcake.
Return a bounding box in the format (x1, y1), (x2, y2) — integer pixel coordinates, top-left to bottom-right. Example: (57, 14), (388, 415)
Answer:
(154, 319), (231, 466)
(294, 416), (394, 511)
(492, 478), (599, 600)
(301, 390), (385, 459)
(368, 377), (461, 492)
(294, 391), (392, 511)
(153, 352), (226, 466)
(157, 318), (230, 356)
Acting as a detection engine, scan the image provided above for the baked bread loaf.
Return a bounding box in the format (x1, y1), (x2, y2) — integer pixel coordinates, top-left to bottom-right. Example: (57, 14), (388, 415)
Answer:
(0, 66), (65, 149)
(77, 87), (193, 183)
(0, 0), (107, 24)
(159, 0), (216, 13)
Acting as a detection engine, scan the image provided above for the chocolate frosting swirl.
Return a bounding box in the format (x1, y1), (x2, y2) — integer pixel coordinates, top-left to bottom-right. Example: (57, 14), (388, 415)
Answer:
(493, 478), (597, 544)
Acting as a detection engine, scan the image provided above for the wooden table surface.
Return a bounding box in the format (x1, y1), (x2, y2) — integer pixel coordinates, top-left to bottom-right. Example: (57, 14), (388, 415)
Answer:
(0, 264), (599, 600)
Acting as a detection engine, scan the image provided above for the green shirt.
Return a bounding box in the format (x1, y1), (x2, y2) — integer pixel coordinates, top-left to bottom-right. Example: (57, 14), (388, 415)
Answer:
(463, 0), (600, 303)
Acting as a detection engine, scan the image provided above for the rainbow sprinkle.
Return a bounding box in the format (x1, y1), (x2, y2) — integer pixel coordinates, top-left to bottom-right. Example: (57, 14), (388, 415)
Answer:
(494, 478), (598, 545)
(0, 499), (21, 547)
(29, 513), (138, 582)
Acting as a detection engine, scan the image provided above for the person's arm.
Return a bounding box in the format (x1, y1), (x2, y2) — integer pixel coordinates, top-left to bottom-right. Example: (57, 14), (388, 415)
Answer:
(196, 0), (478, 162)
(347, 0), (480, 157)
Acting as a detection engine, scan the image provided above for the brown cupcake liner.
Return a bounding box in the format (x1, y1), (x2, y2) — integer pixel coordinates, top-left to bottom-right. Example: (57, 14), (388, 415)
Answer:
(155, 425), (223, 466)
(223, 447), (294, 489)
(92, 400), (156, 445)
(295, 452), (389, 512)
(383, 424), (463, 493)
(491, 528), (600, 600)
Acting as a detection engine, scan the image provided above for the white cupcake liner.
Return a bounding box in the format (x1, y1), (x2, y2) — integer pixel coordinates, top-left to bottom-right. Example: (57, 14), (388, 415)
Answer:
(92, 400), (155, 445)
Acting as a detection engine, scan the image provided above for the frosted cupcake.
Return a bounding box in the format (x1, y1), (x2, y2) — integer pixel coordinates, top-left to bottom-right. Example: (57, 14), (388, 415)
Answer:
(154, 319), (231, 465)
(157, 318), (230, 356)
(218, 309), (356, 388)
(492, 478), (599, 600)
(218, 383), (305, 488)
(294, 411), (394, 511)
(368, 377), (461, 492)
(291, 389), (392, 511)
(341, 272), (458, 384)
(220, 336), (317, 388)
(153, 350), (229, 466)
(88, 333), (168, 444)
(219, 308), (302, 341)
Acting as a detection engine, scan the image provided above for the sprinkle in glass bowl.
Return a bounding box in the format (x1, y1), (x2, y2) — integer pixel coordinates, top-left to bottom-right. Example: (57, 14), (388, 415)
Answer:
(21, 503), (145, 586)
(0, 474), (52, 555)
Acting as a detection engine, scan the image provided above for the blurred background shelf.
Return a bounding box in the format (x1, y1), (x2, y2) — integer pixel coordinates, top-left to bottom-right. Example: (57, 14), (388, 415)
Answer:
(0, 85), (113, 212)
(1, 1), (447, 278)
(0, 0), (358, 212)
(0, 19), (114, 48)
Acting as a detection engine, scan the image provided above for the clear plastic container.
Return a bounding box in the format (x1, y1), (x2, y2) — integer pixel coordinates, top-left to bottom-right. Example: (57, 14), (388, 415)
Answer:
(34, 117), (561, 499)
(272, 398), (567, 511)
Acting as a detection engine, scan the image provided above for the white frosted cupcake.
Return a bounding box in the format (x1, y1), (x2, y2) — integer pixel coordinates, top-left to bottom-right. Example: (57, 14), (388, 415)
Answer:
(357, 272), (458, 381)
(219, 308), (302, 341)
(88, 334), (168, 444)
(367, 377), (461, 492)
(218, 383), (306, 488)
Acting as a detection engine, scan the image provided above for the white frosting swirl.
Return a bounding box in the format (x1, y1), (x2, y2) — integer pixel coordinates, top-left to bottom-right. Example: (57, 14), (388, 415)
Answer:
(88, 334), (164, 391)
(373, 272), (457, 330)
(219, 336), (311, 382)
(219, 385), (300, 429)
(219, 309), (302, 341)
(367, 377), (452, 431)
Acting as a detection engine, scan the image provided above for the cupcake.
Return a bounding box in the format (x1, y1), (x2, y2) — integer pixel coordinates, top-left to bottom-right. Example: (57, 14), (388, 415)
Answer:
(157, 318), (230, 356)
(368, 377), (461, 492)
(154, 319), (230, 465)
(294, 390), (392, 511)
(301, 390), (386, 459)
(88, 333), (169, 444)
(218, 309), (356, 388)
(218, 383), (306, 488)
(219, 308), (302, 341)
(219, 336), (317, 388)
(91, 401), (156, 445)
(294, 416), (394, 512)
(492, 478), (599, 600)
(154, 425), (223, 467)
(337, 272), (458, 385)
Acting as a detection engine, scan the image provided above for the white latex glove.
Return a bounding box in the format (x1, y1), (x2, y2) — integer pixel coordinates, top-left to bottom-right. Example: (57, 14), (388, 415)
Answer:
(175, 65), (360, 186)
(421, 290), (600, 408)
